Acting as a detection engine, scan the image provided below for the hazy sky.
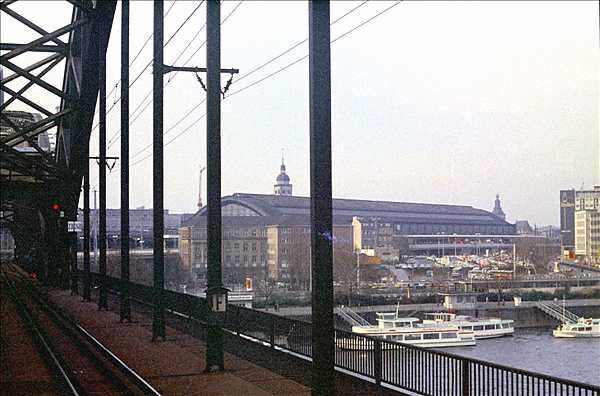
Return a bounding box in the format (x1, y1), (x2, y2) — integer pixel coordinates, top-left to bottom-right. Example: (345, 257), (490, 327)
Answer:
(2, 1), (598, 227)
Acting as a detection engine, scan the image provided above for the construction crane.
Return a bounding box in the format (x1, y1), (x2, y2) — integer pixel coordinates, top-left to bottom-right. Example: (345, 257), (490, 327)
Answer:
(198, 166), (206, 208)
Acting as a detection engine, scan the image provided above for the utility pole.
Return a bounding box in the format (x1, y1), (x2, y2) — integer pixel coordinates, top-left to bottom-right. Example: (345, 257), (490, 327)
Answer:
(83, 149), (91, 301)
(205, 0), (226, 372)
(120, 0), (131, 323)
(198, 165), (206, 208)
(151, 0), (237, 346)
(93, 190), (98, 272)
(152, 0), (166, 342)
(98, 31), (108, 311)
(309, 1), (334, 394)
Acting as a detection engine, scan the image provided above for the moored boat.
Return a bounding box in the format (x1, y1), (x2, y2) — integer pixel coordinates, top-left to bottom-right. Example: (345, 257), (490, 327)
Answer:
(423, 312), (514, 339)
(553, 317), (600, 338)
(342, 311), (476, 348)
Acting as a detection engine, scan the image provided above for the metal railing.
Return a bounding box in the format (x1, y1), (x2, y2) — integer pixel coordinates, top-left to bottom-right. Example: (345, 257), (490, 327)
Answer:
(336, 306), (371, 327)
(536, 301), (580, 324)
(90, 273), (599, 396)
(334, 331), (599, 396)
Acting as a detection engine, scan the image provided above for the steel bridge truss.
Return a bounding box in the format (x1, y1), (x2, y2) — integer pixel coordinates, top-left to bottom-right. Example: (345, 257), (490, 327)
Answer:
(1, 0), (116, 285)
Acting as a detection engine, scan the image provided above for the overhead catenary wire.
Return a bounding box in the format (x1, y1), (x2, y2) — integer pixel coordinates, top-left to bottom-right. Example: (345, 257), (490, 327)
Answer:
(102, 1), (240, 153)
(127, 1), (380, 156)
(92, 1), (179, 121)
(104, 0), (239, 152)
(90, 1), (401, 189)
(89, 1), (240, 188)
(105, 1), (205, 149)
(235, 0), (369, 84)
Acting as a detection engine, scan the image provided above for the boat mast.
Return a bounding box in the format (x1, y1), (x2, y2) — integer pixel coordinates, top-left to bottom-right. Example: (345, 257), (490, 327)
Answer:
(562, 294), (566, 324)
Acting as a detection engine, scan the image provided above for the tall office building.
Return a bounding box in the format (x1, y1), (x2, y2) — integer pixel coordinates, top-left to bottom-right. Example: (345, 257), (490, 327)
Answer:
(560, 186), (600, 262)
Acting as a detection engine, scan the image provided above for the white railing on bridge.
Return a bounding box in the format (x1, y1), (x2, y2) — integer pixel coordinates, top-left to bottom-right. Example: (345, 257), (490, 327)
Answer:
(536, 301), (580, 324)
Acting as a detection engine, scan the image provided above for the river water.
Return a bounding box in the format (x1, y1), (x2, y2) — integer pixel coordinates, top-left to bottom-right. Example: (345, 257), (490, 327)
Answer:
(441, 327), (599, 386)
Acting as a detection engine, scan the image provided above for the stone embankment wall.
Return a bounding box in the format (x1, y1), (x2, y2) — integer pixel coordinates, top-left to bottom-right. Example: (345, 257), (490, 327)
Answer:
(278, 299), (600, 329)
(365, 300), (600, 329)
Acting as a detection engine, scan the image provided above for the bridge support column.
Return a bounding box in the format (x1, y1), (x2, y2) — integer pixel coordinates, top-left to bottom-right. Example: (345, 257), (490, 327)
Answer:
(205, 0), (225, 372)
(152, 0), (166, 341)
(309, 2), (335, 394)
(119, 0), (131, 323)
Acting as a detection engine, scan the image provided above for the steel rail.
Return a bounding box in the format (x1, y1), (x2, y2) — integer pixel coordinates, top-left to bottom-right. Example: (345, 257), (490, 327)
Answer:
(1, 269), (81, 395)
(3, 265), (162, 396)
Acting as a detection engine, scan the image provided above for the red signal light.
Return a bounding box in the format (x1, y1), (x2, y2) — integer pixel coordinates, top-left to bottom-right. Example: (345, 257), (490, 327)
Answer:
(53, 204), (59, 211)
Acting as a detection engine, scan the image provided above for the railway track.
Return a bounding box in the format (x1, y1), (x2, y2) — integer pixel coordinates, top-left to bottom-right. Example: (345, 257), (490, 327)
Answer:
(1, 264), (161, 396)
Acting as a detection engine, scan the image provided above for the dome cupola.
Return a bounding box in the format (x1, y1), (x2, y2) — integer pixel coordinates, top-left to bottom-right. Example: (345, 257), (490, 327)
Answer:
(274, 157), (292, 196)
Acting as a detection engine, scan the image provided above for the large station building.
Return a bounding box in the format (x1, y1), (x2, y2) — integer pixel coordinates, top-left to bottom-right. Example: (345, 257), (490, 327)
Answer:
(178, 162), (516, 284)
(560, 186), (600, 264)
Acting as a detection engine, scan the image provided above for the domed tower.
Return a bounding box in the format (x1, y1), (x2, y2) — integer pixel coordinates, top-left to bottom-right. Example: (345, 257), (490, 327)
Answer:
(274, 158), (292, 196)
(492, 194), (506, 220)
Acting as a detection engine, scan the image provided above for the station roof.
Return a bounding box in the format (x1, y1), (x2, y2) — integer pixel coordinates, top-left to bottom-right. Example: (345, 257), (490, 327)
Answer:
(183, 193), (513, 229)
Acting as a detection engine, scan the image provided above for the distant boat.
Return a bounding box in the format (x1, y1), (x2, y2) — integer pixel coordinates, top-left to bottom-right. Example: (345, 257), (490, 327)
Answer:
(340, 310), (476, 349)
(553, 317), (600, 338)
(422, 312), (514, 339)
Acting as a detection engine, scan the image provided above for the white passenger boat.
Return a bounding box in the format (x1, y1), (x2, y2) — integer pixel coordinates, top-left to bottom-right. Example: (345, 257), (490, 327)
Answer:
(341, 311), (476, 348)
(553, 317), (600, 338)
(422, 312), (514, 339)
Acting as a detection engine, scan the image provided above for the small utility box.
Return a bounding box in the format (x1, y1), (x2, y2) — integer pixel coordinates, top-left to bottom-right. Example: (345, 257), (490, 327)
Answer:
(206, 286), (230, 313)
(514, 296), (522, 307)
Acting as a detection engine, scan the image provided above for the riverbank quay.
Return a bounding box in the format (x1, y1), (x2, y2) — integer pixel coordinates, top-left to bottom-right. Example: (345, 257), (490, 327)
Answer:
(266, 299), (600, 329)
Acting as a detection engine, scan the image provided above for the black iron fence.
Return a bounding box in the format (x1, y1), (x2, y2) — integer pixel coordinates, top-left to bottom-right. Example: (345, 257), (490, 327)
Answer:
(336, 330), (599, 396)
(89, 273), (599, 396)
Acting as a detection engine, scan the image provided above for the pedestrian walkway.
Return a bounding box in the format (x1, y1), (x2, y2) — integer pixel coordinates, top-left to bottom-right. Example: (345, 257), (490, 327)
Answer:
(47, 289), (311, 396)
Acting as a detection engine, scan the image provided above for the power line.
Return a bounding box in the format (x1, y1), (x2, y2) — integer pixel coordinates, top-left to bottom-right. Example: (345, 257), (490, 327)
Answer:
(104, 1), (206, 149)
(92, 1), (180, 121)
(236, 1), (368, 84)
(129, 1), (401, 167)
(104, 1), (239, 151)
(91, 1), (401, 188)
(229, 1), (401, 98)
(332, 1), (401, 44)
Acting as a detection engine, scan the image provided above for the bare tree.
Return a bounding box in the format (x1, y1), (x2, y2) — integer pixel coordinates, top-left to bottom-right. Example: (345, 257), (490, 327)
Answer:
(256, 263), (278, 309)
(165, 252), (184, 288)
(392, 235), (411, 262)
(515, 236), (559, 271)
(333, 238), (359, 304)
(491, 274), (510, 304)
(286, 231), (311, 291)
(130, 255), (153, 286)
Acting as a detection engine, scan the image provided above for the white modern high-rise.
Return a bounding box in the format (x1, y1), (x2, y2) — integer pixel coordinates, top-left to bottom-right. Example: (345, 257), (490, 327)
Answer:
(562, 186), (600, 263)
(574, 209), (600, 264)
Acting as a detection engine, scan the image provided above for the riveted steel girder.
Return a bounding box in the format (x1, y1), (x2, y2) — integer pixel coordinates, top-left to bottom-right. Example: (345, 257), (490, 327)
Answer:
(1, 0), (116, 215)
(1, 1), (116, 286)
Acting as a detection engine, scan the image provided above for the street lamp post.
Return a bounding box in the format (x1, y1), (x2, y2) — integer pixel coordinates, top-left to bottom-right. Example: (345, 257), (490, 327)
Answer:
(454, 233), (457, 256)
(442, 232), (445, 257)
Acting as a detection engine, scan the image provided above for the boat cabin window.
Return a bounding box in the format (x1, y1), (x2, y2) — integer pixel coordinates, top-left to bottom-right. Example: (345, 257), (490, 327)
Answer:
(585, 327), (592, 331)
(423, 333), (439, 340)
(405, 334), (421, 341)
(462, 326), (473, 331)
(441, 333), (458, 339)
(484, 324), (496, 330)
(473, 325), (484, 331)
